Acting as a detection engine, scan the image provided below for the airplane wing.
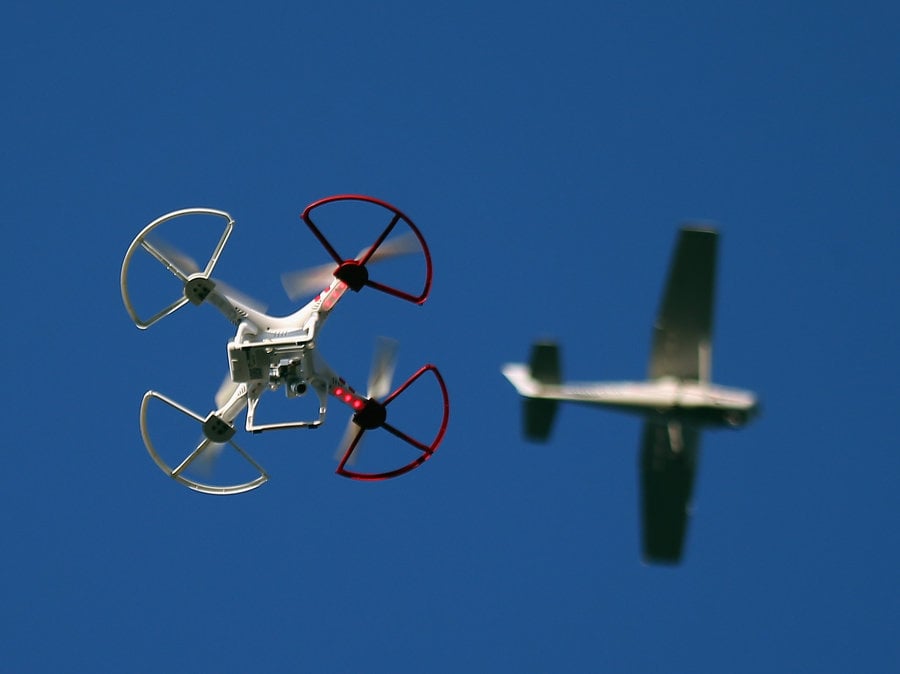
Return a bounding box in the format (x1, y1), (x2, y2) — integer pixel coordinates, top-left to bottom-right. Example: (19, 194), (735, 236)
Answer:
(640, 419), (700, 564)
(649, 227), (717, 382)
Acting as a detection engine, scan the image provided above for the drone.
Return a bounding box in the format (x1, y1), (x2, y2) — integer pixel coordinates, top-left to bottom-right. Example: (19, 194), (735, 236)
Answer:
(121, 194), (449, 494)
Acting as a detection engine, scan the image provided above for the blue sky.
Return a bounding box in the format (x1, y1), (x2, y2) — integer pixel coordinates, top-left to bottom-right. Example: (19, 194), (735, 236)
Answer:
(2, 1), (898, 672)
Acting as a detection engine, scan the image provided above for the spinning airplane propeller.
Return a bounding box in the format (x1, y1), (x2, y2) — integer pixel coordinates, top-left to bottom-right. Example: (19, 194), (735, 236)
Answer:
(121, 195), (450, 494)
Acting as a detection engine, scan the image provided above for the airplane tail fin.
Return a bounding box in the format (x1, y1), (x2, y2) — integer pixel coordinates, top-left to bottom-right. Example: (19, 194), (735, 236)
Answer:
(502, 341), (562, 442)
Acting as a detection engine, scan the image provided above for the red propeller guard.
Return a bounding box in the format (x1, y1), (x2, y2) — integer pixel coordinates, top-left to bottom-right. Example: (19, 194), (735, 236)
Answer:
(302, 194), (433, 305)
(335, 364), (450, 481)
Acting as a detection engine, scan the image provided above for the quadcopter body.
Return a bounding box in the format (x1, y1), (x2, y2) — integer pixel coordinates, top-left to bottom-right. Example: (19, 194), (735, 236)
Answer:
(121, 195), (449, 494)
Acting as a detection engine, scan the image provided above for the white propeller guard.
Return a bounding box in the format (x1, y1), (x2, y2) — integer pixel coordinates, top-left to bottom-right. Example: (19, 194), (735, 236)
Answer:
(121, 208), (234, 329)
(139, 390), (268, 495)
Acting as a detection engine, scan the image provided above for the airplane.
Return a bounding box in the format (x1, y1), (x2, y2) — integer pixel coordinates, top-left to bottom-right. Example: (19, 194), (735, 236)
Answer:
(120, 194), (449, 495)
(502, 226), (759, 564)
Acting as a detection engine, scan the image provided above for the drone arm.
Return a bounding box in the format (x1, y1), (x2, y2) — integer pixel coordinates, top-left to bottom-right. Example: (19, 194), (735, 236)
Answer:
(315, 279), (351, 319)
(214, 381), (252, 425)
(141, 237), (194, 283)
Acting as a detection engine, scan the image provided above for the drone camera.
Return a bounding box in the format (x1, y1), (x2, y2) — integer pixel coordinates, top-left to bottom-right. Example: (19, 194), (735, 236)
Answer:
(287, 381), (307, 397)
(271, 359), (308, 398)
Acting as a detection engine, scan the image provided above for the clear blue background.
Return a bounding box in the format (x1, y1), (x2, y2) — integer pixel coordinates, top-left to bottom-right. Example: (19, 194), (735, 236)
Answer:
(2, 2), (898, 672)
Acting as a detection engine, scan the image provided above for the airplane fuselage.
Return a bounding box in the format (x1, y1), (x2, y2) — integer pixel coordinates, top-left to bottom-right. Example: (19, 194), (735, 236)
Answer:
(502, 365), (758, 429)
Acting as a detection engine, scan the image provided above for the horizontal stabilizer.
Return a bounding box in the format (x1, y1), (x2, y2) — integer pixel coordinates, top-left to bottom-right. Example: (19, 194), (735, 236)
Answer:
(501, 341), (563, 441)
(523, 398), (558, 441)
(501, 363), (541, 398)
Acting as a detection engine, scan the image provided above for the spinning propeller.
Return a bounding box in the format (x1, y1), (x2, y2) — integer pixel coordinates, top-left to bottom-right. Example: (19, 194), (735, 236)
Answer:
(145, 233), (268, 313)
(282, 234), (420, 301)
(335, 336), (399, 465)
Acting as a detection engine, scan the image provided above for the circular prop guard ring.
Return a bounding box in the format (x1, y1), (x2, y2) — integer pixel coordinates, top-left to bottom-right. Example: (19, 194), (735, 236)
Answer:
(301, 194), (433, 305)
(336, 364), (449, 481)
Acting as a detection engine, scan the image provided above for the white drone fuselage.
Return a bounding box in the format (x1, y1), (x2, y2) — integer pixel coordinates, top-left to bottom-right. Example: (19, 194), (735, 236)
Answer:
(196, 272), (364, 435)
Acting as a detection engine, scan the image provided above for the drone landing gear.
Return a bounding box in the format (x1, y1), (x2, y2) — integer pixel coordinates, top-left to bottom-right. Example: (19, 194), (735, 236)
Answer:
(334, 364), (449, 481)
(140, 391), (268, 495)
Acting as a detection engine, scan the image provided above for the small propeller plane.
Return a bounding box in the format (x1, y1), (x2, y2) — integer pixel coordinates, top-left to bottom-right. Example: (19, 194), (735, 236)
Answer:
(121, 195), (449, 494)
(502, 226), (759, 564)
